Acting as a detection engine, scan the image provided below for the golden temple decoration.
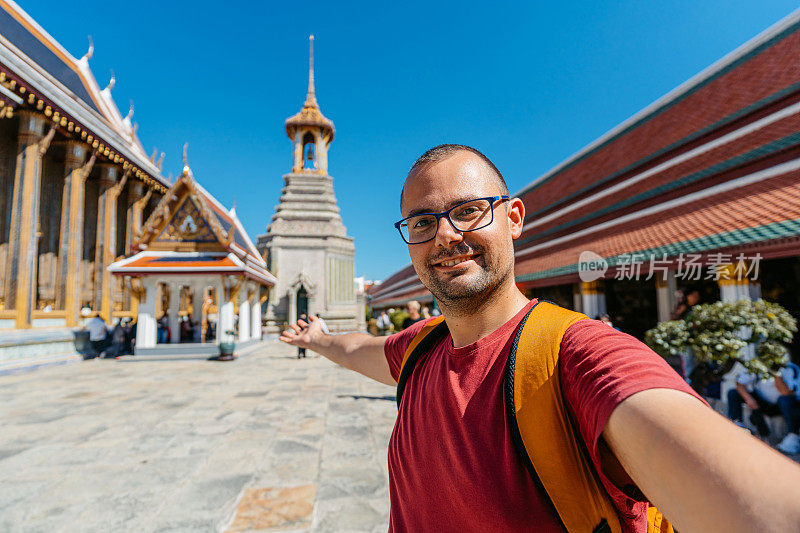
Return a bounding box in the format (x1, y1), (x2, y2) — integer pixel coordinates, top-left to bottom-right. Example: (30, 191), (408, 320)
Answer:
(284, 35), (335, 142)
(38, 124), (56, 157)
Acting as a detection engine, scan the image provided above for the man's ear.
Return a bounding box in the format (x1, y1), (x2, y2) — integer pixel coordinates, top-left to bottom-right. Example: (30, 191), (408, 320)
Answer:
(507, 197), (525, 239)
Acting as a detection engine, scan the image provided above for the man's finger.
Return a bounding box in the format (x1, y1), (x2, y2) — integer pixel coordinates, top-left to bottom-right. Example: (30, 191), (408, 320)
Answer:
(289, 323), (303, 334)
(297, 319), (309, 328)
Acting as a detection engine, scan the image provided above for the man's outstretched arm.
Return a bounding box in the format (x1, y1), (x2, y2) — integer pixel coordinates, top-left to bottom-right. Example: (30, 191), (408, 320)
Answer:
(280, 316), (395, 386)
(604, 388), (800, 532)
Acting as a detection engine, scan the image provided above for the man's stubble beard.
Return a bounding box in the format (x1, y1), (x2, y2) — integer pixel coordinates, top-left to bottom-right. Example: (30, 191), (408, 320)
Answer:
(417, 240), (515, 316)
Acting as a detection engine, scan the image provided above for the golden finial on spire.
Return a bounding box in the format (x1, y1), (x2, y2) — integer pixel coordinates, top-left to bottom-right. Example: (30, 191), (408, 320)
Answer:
(305, 34), (317, 106)
(285, 34), (335, 142)
(182, 142), (192, 177)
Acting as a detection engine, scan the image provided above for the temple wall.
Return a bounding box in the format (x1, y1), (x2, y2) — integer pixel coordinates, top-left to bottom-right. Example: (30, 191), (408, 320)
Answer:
(0, 116), (18, 307)
(36, 148), (63, 309)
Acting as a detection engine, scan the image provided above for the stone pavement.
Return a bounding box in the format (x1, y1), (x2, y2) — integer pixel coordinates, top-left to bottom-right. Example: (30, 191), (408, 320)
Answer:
(0, 341), (397, 532)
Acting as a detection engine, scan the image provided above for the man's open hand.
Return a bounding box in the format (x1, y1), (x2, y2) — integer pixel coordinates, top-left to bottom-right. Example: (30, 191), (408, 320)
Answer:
(279, 315), (326, 349)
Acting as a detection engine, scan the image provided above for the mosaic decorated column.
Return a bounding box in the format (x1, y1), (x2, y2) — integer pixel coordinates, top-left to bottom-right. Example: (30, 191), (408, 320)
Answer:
(56, 141), (94, 326)
(93, 164), (124, 322)
(4, 111), (54, 328)
(579, 280), (606, 319)
(126, 180), (151, 253)
(128, 277), (142, 324)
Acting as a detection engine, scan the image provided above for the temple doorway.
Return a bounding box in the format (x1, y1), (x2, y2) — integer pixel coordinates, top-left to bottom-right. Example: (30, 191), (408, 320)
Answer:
(296, 286), (309, 319)
(178, 286), (197, 343)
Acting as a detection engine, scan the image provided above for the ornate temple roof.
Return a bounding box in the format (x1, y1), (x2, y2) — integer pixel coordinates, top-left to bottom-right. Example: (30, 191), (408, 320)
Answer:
(0, 0), (168, 190)
(285, 35), (335, 142)
(111, 161), (276, 286)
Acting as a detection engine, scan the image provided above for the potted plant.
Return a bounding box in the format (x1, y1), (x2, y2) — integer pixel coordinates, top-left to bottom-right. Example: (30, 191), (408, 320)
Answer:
(218, 329), (236, 361)
(645, 299), (797, 394)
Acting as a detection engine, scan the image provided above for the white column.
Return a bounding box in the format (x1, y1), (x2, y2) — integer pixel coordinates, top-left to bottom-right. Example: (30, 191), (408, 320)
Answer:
(136, 278), (157, 349)
(238, 288), (250, 343)
(220, 281), (235, 344)
(251, 295), (261, 339)
(580, 281), (606, 319)
(288, 288), (297, 325)
(720, 282), (751, 302)
(168, 281), (180, 343)
(719, 264), (757, 366)
(656, 271), (677, 322)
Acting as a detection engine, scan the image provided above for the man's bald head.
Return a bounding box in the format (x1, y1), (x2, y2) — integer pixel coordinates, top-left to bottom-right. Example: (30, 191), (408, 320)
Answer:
(401, 144), (509, 210)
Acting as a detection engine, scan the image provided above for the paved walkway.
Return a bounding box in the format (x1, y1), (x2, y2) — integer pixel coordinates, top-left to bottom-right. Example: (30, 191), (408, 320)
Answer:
(0, 341), (397, 532)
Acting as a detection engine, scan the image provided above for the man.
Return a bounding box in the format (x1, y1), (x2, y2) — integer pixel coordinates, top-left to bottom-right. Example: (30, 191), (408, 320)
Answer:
(157, 313), (169, 344)
(376, 310), (392, 335)
(281, 144), (800, 531)
(670, 286), (701, 320)
(86, 312), (108, 358)
(297, 313), (309, 358)
(401, 300), (423, 330)
(728, 362), (800, 454)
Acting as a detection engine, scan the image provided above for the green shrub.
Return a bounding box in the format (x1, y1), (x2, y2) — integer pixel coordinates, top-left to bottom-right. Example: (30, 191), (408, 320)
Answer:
(390, 310), (409, 331)
(644, 299), (796, 379)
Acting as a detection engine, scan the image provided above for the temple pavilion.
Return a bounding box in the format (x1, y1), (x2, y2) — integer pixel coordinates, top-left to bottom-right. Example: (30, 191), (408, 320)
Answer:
(108, 161), (275, 353)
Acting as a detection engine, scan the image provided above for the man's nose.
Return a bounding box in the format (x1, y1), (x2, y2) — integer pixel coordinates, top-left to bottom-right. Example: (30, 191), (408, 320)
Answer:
(433, 216), (463, 247)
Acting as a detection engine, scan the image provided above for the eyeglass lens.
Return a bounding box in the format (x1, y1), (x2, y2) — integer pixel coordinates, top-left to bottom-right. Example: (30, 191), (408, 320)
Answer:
(399, 198), (494, 244)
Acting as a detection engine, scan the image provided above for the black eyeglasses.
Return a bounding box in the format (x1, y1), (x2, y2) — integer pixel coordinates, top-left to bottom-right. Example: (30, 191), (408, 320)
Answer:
(394, 195), (510, 244)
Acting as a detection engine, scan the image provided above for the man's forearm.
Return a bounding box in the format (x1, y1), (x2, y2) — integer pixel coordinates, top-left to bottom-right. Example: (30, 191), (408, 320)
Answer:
(736, 383), (759, 409)
(302, 331), (394, 386)
(307, 332), (380, 369)
(606, 389), (800, 532)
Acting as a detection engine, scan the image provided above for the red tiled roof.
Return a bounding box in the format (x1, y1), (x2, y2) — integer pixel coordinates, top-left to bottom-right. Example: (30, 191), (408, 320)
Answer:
(518, 25), (800, 216)
(515, 170), (800, 280)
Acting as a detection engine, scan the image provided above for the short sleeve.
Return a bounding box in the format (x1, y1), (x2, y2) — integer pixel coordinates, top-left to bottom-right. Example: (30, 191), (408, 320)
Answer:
(558, 320), (706, 515)
(383, 318), (435, 381)
(779, 365), (800, 394)
(736, 372), (757, 387)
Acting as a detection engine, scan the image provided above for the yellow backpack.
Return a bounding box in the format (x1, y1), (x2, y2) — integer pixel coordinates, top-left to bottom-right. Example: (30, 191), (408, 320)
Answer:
(396, 300), (673, 533)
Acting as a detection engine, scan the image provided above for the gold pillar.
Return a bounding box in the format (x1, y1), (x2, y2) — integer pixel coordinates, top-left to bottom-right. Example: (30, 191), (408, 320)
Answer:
(56, 142), (94, 326)
(128, 276), (143, 319)
(126, 181), (151, 253)
(4, 111), (55, 328)
(93, 164), (126, 323)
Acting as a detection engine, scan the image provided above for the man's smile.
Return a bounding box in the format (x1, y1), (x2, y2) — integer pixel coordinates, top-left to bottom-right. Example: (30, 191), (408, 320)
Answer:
(431, 253), (481, 270)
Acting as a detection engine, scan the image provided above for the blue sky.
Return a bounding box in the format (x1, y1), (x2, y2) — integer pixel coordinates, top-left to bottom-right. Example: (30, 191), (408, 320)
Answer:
(23, 0), (800, 280)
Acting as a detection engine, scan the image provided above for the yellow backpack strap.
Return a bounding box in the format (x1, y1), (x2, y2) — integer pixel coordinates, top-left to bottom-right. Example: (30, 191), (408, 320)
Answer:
(396, 316), (447, 408)
(647, 506), (674, 533)
(506, 301), (623, 533)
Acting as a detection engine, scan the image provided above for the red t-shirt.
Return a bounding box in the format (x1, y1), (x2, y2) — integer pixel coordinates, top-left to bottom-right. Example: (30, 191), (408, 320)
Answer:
(384, 299), (703, 532)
